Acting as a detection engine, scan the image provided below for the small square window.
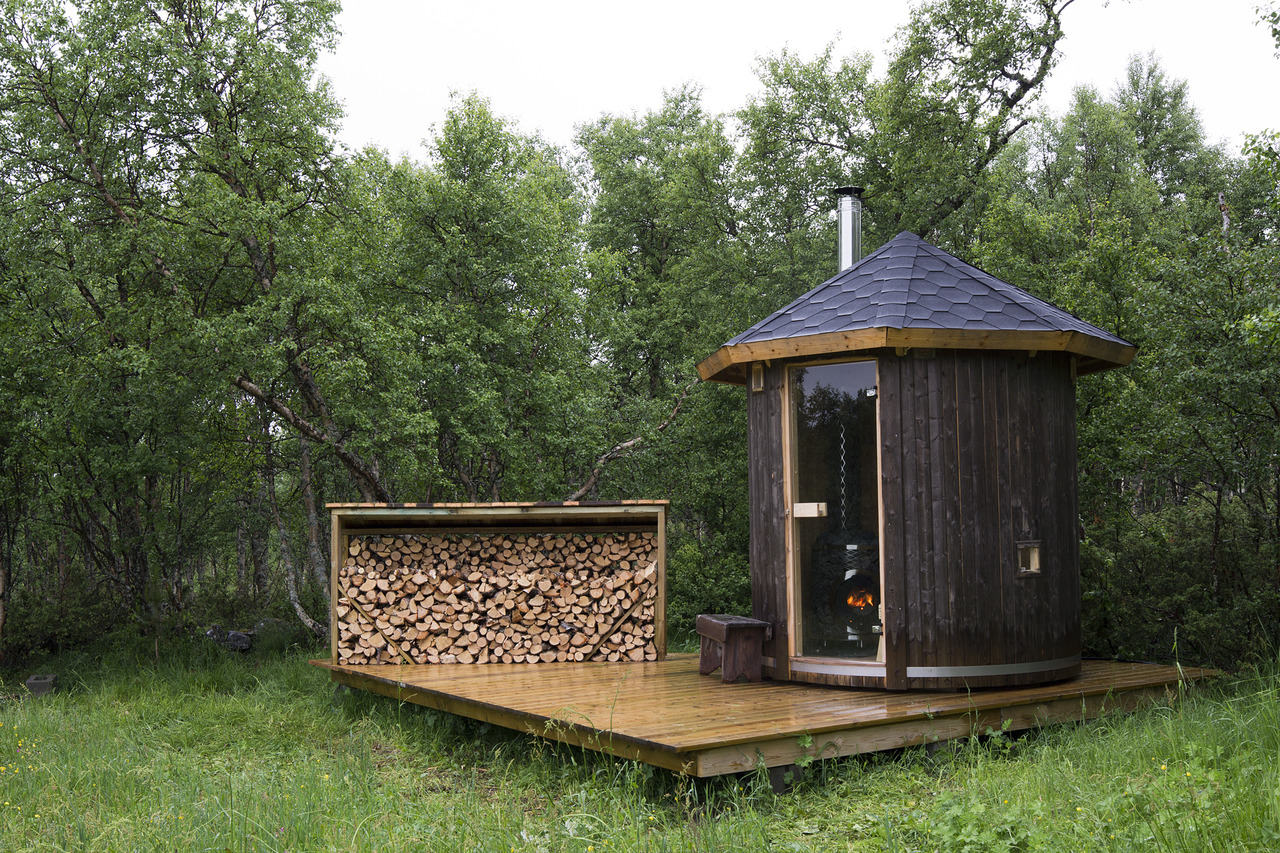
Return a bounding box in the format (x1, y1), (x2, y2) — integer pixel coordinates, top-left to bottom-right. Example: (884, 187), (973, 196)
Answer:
(1017, 542), (1041, 576)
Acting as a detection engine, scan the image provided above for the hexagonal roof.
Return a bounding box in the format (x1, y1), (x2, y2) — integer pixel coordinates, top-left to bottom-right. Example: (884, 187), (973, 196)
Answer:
(698, 231), (1136, 384)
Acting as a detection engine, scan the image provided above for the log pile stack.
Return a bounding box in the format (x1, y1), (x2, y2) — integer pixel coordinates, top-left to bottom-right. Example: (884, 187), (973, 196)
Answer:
(335, 531), (660, 665)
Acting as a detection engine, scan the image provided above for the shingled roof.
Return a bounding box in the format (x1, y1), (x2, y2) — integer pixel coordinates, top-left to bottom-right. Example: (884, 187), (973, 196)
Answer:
(697, 231), (1136, 384)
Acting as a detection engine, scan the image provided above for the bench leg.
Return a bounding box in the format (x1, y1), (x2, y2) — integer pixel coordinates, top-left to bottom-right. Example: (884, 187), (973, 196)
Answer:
(699, 635), (724, 676)
(721, 633), (763, 683)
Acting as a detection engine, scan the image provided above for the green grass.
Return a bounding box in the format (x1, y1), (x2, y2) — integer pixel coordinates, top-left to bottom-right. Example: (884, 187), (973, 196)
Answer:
(1, 638), (1276, 851)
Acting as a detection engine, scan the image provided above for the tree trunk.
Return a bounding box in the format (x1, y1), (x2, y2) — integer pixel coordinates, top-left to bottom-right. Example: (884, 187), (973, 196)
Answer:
(263, 428), (326, 639)
(0, 504), (11, 663)
(235, 516), (249, 601)
(234, 376), (391, 503)
(252, 481), (271, 598)
(300, 436), (330, 594)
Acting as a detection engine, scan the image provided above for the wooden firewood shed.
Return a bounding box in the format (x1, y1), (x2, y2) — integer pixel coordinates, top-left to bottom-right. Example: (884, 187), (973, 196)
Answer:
(326, 501), (667, 668)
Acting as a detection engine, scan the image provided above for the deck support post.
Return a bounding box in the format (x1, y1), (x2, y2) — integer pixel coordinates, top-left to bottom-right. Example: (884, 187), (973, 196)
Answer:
(767, 764), (802, 793)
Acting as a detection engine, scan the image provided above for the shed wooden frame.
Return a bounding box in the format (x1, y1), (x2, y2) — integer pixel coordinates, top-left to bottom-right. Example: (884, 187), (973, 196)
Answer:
(327, 501), (669, 664)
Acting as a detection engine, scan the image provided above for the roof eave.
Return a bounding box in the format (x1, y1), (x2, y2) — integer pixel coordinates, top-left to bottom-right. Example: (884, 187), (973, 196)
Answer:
(696, 327), (1137, 385)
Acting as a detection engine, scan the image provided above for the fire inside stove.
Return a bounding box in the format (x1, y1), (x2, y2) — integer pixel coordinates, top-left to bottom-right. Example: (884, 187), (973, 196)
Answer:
(837, 570), (881, 651)
(846, 589), (874, 608)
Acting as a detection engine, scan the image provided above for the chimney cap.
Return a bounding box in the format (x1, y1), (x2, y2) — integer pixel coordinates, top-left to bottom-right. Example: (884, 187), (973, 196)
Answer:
(833, 186), (864, 198)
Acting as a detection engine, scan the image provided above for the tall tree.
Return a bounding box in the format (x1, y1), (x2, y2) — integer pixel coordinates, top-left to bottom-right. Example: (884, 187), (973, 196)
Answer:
(577, 87), (747, 403)
(575, 89), (753, 630)
(739, 0), (1076, 253)
(374, 95), (600, 502)
(0, 0), (364, 634)
(972, 55), (1280, 665)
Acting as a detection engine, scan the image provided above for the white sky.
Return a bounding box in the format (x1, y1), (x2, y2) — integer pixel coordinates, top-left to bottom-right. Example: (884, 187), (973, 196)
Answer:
(317, 0), (1280, 159)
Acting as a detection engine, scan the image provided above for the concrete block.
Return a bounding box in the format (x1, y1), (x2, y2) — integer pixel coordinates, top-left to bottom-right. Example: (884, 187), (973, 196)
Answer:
(24, 674), (58, 697)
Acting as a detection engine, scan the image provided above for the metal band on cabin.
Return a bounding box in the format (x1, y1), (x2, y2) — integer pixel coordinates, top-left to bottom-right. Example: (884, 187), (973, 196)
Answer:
(905, 656), (1081, 679)
(777, 655), (1080, 680)
(788, 660), (887, 677)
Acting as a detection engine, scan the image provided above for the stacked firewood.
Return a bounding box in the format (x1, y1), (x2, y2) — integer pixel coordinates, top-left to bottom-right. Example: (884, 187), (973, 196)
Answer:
(335, 531), (660, 665)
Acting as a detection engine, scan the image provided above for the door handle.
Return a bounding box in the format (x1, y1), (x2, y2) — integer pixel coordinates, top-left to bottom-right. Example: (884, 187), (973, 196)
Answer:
(793, 502), (828, 518)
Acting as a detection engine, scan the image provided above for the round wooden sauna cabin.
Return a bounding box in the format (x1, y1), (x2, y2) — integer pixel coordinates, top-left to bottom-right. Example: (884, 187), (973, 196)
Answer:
(696, 230), (1136, 690)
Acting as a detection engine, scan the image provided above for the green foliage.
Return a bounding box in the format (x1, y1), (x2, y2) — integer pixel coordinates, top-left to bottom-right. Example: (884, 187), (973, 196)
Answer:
(971, 46), (1280, 666)
(664, 538), (750, 641)
(739, 0), (1072, 247)
(1, 571), (122, 660)
(578, 86), (749, 398)
(1082, 496), (1280, 667)
(372, 94), (600, 501)
(0, 0), (351, 635)
(0, 0), (1277, 675)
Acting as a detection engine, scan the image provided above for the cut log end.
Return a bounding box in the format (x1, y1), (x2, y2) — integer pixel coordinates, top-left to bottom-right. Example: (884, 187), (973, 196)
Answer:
(335, 530), (660, 666)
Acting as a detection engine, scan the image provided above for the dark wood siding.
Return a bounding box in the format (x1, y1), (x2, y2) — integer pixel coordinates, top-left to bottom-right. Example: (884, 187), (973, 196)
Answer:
(748, 362), (790, 679)
(750, 349), (1080, 690)
(878, 350), (1080, 690)
(878, 356), (907, 688)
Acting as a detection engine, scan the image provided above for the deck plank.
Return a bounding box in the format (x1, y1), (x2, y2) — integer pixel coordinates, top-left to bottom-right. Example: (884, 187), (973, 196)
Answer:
(314, 654), (1210, 776)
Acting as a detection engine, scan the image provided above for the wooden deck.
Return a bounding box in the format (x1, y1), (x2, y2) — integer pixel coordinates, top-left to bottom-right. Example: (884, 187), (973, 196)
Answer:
(313, 655), (1208, 778)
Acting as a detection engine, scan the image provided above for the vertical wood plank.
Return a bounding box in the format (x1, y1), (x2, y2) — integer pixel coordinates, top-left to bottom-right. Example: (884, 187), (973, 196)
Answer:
(993, 355), (1014, 666)
(879, 354), (907, 689)
(1038, 354), (1062, 660)
(953, 352), (980, 670)
(979, 354), (996, 667)
(921, 353), (946, 674)
(654, 503), (669, 658)
(782, 365), (799, 667)
(1059, 356), (1081, 656)
(330, 508), (343, 664)
(1006, 354), (1032, 665)
(937, 351), (961, 676)
(908, 354), (936, 674)
(749, 362), (790, 679)
(901, 355), (922, 674)
(1031, 354), (1056, 663)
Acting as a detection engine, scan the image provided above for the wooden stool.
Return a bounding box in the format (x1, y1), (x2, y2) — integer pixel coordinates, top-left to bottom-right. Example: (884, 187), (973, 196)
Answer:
(696, 615), (770, 683)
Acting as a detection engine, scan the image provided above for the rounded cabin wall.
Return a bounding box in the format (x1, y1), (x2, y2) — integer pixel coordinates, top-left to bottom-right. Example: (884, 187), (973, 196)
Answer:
(747, 349), (1081, 690)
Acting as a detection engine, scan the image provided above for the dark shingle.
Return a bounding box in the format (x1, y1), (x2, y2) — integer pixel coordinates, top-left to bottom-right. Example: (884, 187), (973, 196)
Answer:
(724, 232), (1132, 349)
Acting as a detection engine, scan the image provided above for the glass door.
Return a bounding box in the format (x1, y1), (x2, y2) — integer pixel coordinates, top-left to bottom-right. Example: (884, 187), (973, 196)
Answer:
(789, 360), (883, 660)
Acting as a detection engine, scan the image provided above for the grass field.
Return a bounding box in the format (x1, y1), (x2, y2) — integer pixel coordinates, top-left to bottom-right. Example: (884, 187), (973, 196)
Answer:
(0, 636), (1275, 851)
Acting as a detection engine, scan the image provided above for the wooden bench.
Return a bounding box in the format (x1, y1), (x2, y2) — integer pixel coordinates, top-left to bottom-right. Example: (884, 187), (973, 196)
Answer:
(696, 614), (771, 683)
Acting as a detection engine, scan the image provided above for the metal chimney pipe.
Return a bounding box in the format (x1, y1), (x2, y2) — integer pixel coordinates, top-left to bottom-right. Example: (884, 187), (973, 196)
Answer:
(834, 186), (863, 272)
